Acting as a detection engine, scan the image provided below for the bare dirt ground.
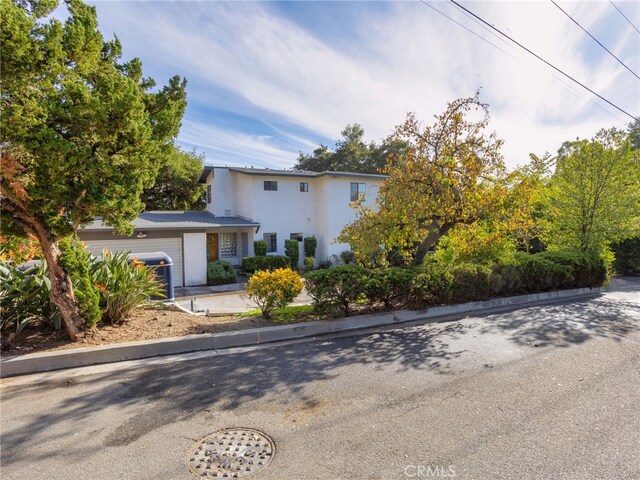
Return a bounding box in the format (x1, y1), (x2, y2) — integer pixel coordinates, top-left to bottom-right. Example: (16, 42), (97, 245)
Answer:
(0, 307), (281, 357)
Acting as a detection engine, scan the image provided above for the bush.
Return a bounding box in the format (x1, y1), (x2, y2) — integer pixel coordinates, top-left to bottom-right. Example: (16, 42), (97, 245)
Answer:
(90, 250), (164, 323)
(254, 240), (267, 256)
(365, 268), (413, 309)
(242, 255), (291, 274)
(340, 250), (356, 265)
(449, 263), (493, 303)
(304, 256), (315, 271)
(304, 236), (317, 258)
(410, 261), (454, 307)
(612, 237), (640, 275)
(246, 268), (303, 317)
(284, 239), (300, 269)
(304, 265), (368, 315)
(59, 236), (101, 327)
(207, 260), (237, 285)
(0, 260), (61, 335)
(537, 251), (606, 288)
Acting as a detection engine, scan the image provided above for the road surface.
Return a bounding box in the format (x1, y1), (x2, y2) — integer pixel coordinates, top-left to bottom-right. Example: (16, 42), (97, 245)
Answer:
(1, 282), (639, 479)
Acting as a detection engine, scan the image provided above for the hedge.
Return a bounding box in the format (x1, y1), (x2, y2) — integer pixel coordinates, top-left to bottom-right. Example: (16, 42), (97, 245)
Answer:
(242, 255), (291, 274)
(284, 239), (300, 269)
(303, 251), (607, 315)
(207, 260), (237, 285)
(612, 237), (640, 276)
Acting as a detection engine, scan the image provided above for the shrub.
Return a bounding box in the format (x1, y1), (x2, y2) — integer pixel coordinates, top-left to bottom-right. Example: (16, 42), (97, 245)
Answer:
(59, 236), (101, 327)
(304, 265), (368, 315)
(365, 268), (413, 309)
(509, 252), (572, 292)
(340, 250), (356, 265)
(304, 256), (315, 271)
(317, 259), (332, 269)
(90, 250), (164, 323)
(242, 255), (291, 274)
(0, 260), (61, 335)
(246, 268), (303, 317)
(449, 263), (493, 303)
(612, 237), (640, 275)
(537, 251), (607, 288)
(207, 260), (237, 285)
(254, 240), (267, 256)
(410, 261), (454, 307)
(284, 239), (300, 269)
(304, 236), (317, 258)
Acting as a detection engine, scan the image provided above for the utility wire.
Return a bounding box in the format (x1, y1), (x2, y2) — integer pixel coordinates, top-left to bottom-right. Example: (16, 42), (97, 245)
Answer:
(448, 0), (637, 121)
(419, 0), (621, 121)
(551, 0), (639, 80)
(609, 0), (640, 35)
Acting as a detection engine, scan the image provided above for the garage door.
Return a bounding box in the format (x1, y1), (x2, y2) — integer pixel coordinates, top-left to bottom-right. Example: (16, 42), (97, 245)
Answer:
(84, 237), (184, 287)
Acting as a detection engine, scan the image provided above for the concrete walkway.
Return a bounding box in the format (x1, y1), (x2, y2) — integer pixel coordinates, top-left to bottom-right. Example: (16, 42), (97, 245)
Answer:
(176, 289), (312, 315)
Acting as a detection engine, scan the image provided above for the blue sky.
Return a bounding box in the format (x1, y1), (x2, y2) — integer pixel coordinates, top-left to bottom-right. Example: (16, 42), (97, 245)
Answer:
(57, 1), (639, 169)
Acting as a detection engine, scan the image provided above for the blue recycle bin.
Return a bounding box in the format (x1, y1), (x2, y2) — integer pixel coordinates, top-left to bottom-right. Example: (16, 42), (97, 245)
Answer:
(127, 252), (175, 302)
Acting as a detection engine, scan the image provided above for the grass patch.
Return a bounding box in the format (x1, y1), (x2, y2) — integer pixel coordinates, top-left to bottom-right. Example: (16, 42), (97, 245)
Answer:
(241, 304), (315, 324)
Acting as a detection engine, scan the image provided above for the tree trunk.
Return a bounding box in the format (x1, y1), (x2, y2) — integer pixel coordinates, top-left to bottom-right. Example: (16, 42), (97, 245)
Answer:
(36, 234), (85, 340)
(414, 222), (456, 264)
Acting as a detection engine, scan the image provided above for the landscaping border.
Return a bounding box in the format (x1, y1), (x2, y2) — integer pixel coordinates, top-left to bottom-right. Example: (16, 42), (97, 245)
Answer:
(0, 286), (604, 377)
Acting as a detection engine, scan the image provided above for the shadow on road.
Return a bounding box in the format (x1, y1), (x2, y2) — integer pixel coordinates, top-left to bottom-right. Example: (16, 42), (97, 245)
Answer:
(2, 290), (639, 466)
(481, 296), (640, 347)
(1, 320), (468, 463)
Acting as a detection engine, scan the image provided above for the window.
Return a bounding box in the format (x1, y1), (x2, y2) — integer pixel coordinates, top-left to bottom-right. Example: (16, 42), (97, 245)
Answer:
(290, 233), (303, 242)
(263, 233), (277, 253)
(219, 233), (238, 257)
(207, 185), (212, 204)
(300, 182), (309, 192)
(350, 182), (366, 201)
(264, 181), (278, 191)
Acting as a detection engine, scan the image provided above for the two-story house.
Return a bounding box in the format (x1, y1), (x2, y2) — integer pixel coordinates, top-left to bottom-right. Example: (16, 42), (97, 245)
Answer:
(78, 166), (385, 287)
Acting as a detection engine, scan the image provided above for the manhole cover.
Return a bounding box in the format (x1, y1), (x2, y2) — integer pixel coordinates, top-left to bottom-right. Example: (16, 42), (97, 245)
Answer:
(188, 428), (275, 478)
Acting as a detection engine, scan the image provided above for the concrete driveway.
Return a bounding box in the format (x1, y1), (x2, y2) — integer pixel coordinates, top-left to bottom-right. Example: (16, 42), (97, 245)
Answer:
(1, 282), (639, 479)
(177, 289), (313, 314)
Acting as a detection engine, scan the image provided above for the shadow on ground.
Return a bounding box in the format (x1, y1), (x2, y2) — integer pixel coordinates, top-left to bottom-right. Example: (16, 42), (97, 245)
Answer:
(482, 296), (640, 347)
(2, 289), (639, 466)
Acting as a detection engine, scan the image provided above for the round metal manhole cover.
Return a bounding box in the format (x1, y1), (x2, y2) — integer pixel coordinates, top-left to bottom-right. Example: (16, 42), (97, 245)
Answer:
(188, 428), (275, 478)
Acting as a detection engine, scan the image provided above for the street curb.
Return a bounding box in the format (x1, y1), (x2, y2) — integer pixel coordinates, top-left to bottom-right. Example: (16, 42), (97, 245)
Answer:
(0, 286), (603, 377)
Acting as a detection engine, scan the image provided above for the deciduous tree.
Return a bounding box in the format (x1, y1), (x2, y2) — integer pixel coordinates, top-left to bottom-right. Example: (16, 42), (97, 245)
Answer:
(338, 93), (507, 265)
(1, 0), (187, 339)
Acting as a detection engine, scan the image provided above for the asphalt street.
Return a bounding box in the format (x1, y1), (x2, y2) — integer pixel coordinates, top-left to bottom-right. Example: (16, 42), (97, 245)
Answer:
(1, 283), (639, 480)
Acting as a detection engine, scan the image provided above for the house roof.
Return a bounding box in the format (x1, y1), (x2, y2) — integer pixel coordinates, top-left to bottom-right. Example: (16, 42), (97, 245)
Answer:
(80, 211), (259, 232)
(197, 165), (387, 183)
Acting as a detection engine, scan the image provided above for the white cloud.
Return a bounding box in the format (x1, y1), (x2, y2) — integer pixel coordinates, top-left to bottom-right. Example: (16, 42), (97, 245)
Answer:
(88, 0), (638, 169)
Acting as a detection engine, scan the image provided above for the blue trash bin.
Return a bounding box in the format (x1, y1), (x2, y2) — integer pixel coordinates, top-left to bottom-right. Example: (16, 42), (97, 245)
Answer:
(127, 252), (175, 301)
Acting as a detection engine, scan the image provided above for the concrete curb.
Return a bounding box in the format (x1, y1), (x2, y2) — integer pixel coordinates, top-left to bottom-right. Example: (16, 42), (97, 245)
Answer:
(0, 286), (604, 378)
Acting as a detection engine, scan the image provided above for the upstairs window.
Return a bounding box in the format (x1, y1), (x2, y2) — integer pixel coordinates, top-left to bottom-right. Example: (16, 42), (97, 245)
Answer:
(264, 181), (278, 191)
(207, 185), (212, 204)
(263, 233), (277, 253)
(350, 182), (366, 201)
(300, 182), (309, 192)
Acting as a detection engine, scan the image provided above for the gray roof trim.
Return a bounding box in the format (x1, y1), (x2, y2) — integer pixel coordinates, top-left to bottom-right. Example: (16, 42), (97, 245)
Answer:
(80, 211), (259, 232)
(198, 165), (388, 180)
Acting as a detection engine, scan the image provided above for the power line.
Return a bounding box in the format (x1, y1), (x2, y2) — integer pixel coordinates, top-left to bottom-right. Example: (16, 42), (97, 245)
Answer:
(419, 0), (622, 121)
(609, 1), (640, 35)
(551, 0), (639, 80)
(448, 0), (637, 121)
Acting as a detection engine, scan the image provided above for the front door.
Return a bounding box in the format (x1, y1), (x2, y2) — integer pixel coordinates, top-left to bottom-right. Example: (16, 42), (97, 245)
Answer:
(207, 233), (219, 262)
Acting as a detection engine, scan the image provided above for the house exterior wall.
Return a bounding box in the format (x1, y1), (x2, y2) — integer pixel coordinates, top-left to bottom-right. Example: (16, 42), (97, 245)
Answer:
(206, 168), (381, 264)
(183, 232), (207, 286)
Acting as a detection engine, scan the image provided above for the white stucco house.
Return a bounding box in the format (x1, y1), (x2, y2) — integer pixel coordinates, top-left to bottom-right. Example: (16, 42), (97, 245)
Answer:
(78, 165), (385, 287)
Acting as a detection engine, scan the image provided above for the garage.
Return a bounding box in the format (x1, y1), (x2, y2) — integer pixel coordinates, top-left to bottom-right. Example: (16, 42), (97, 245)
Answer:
(84, 237), (184, 287)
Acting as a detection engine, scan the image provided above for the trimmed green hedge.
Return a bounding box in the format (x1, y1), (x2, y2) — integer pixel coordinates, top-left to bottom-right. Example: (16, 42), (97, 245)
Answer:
(207, 260), (237, 285)
(242, 255), (291, 274)
(612, 237), (640, 276)
(303, 251), (607, 315)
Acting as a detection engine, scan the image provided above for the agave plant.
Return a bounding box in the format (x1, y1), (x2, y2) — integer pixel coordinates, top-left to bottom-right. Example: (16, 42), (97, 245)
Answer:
(0, 260), (61, 335)
(89, 250), (164, 323)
